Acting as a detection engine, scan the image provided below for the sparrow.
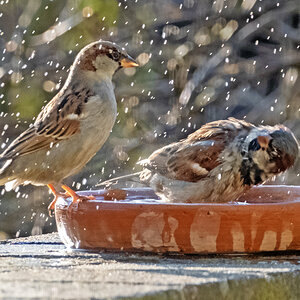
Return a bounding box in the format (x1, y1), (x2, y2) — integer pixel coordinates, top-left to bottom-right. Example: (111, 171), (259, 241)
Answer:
(100, 118), (299, 203)
(0, 40), (138, 213)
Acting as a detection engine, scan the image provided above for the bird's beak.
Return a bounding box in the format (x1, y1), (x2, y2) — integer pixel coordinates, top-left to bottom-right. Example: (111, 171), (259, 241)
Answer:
(120, 55), (139, 68)
(257, 135), (272, 149)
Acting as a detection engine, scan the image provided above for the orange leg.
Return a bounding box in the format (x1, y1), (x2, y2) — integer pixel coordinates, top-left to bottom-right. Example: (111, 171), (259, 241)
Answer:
(47, 184), (65, 216)
(48, 184), (95, 216)
(61, 184), (95, 203)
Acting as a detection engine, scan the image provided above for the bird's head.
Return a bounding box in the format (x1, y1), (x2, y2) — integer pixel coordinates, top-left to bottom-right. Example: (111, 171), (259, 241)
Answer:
(245, 125), (299, 178)
(74, 40), (138, 79)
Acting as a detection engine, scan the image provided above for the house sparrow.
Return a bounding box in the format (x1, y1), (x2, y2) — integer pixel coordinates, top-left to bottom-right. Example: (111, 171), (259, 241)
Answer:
(0, 40), (138, 213)
(100, 118), (299, 203)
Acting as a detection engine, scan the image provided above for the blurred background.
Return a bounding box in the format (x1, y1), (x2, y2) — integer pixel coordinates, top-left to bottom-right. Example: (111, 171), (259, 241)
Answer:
(0, 0), (299, 239)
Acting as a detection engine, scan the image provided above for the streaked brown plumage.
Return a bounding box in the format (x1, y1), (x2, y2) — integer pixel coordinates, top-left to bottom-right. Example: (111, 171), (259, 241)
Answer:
(101, 118), (299, 203)
(0, 40), (138, 213)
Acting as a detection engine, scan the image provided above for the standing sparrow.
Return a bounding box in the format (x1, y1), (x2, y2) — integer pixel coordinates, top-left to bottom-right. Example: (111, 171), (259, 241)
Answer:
(100, 118), (299, 203)
(0, 40), (138, 213)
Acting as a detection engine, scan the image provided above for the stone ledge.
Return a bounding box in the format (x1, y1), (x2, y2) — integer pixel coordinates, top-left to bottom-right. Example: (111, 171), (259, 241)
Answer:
(1, 234), (300, 299)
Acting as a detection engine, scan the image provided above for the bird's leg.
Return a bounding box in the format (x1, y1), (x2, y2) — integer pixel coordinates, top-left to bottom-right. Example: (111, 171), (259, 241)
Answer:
(61, 184), (95, 204)
(48, 184), (95, 215)
(47, 184), (66, 216)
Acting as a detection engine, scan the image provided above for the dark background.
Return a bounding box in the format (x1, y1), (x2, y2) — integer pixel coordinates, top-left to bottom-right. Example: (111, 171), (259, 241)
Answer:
(0, 0), (299, 239)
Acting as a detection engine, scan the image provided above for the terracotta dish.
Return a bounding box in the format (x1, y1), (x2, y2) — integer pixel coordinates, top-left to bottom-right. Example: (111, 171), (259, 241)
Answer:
(55, 185), (300, 254)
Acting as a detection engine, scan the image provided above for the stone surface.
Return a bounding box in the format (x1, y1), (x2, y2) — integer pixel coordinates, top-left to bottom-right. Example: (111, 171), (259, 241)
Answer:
(1, 234), (300, 299)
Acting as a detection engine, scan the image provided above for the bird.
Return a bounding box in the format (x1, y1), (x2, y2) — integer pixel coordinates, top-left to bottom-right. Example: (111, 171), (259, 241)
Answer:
(99, 118), (299, 203)
(0, 40), (138, 214)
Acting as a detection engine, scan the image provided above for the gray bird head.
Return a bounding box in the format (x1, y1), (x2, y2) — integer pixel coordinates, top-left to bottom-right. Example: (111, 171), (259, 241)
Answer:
(245, 125), (299, 178)
(74, 40), (138, 78)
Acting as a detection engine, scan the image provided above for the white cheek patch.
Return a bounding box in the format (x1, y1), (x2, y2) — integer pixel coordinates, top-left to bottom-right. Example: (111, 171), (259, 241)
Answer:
(93, 56), (118, 74)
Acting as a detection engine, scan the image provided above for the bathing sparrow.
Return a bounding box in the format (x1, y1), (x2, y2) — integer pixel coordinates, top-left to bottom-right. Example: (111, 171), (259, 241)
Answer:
(100, 118), (299, 203)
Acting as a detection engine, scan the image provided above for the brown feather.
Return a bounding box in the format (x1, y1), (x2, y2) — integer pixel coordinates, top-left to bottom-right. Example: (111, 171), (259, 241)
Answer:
(0, 86), (86, 160)
(1, 130), (55, 158)
(167, 140), (225, 182)
(144, 118), (253, 183)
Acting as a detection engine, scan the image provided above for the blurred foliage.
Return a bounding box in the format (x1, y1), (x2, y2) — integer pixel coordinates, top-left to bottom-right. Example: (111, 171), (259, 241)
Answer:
(0, 0), (299, 238)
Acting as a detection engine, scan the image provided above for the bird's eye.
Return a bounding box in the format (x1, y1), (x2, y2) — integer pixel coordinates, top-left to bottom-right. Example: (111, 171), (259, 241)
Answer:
(248, 138), (260, 151)
(111, 51), (120, 61)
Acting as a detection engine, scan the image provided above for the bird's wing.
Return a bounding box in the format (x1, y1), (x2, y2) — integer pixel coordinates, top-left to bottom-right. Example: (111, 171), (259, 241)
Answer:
(143, 139), (225, 182)
(1, 90), (85, 159)
(143, 118), (251, 182)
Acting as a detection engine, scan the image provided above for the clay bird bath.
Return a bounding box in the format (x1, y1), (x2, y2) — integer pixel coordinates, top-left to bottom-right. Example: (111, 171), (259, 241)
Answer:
(55, 185), (300, 254)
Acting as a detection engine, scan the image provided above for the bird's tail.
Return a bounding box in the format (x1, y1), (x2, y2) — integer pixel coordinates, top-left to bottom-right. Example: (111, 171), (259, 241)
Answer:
(96, 171), (143, 187)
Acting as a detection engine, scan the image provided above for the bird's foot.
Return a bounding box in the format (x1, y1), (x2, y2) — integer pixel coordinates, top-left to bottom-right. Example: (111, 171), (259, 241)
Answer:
(61, 184), (95, 214)
(61, 184), (96, 203)
(48, 184), (95, 216)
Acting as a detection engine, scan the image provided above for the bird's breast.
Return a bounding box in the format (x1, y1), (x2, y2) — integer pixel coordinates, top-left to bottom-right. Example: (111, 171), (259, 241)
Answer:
(80, 93), (117, 144)
(81, 79), (117, 128)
